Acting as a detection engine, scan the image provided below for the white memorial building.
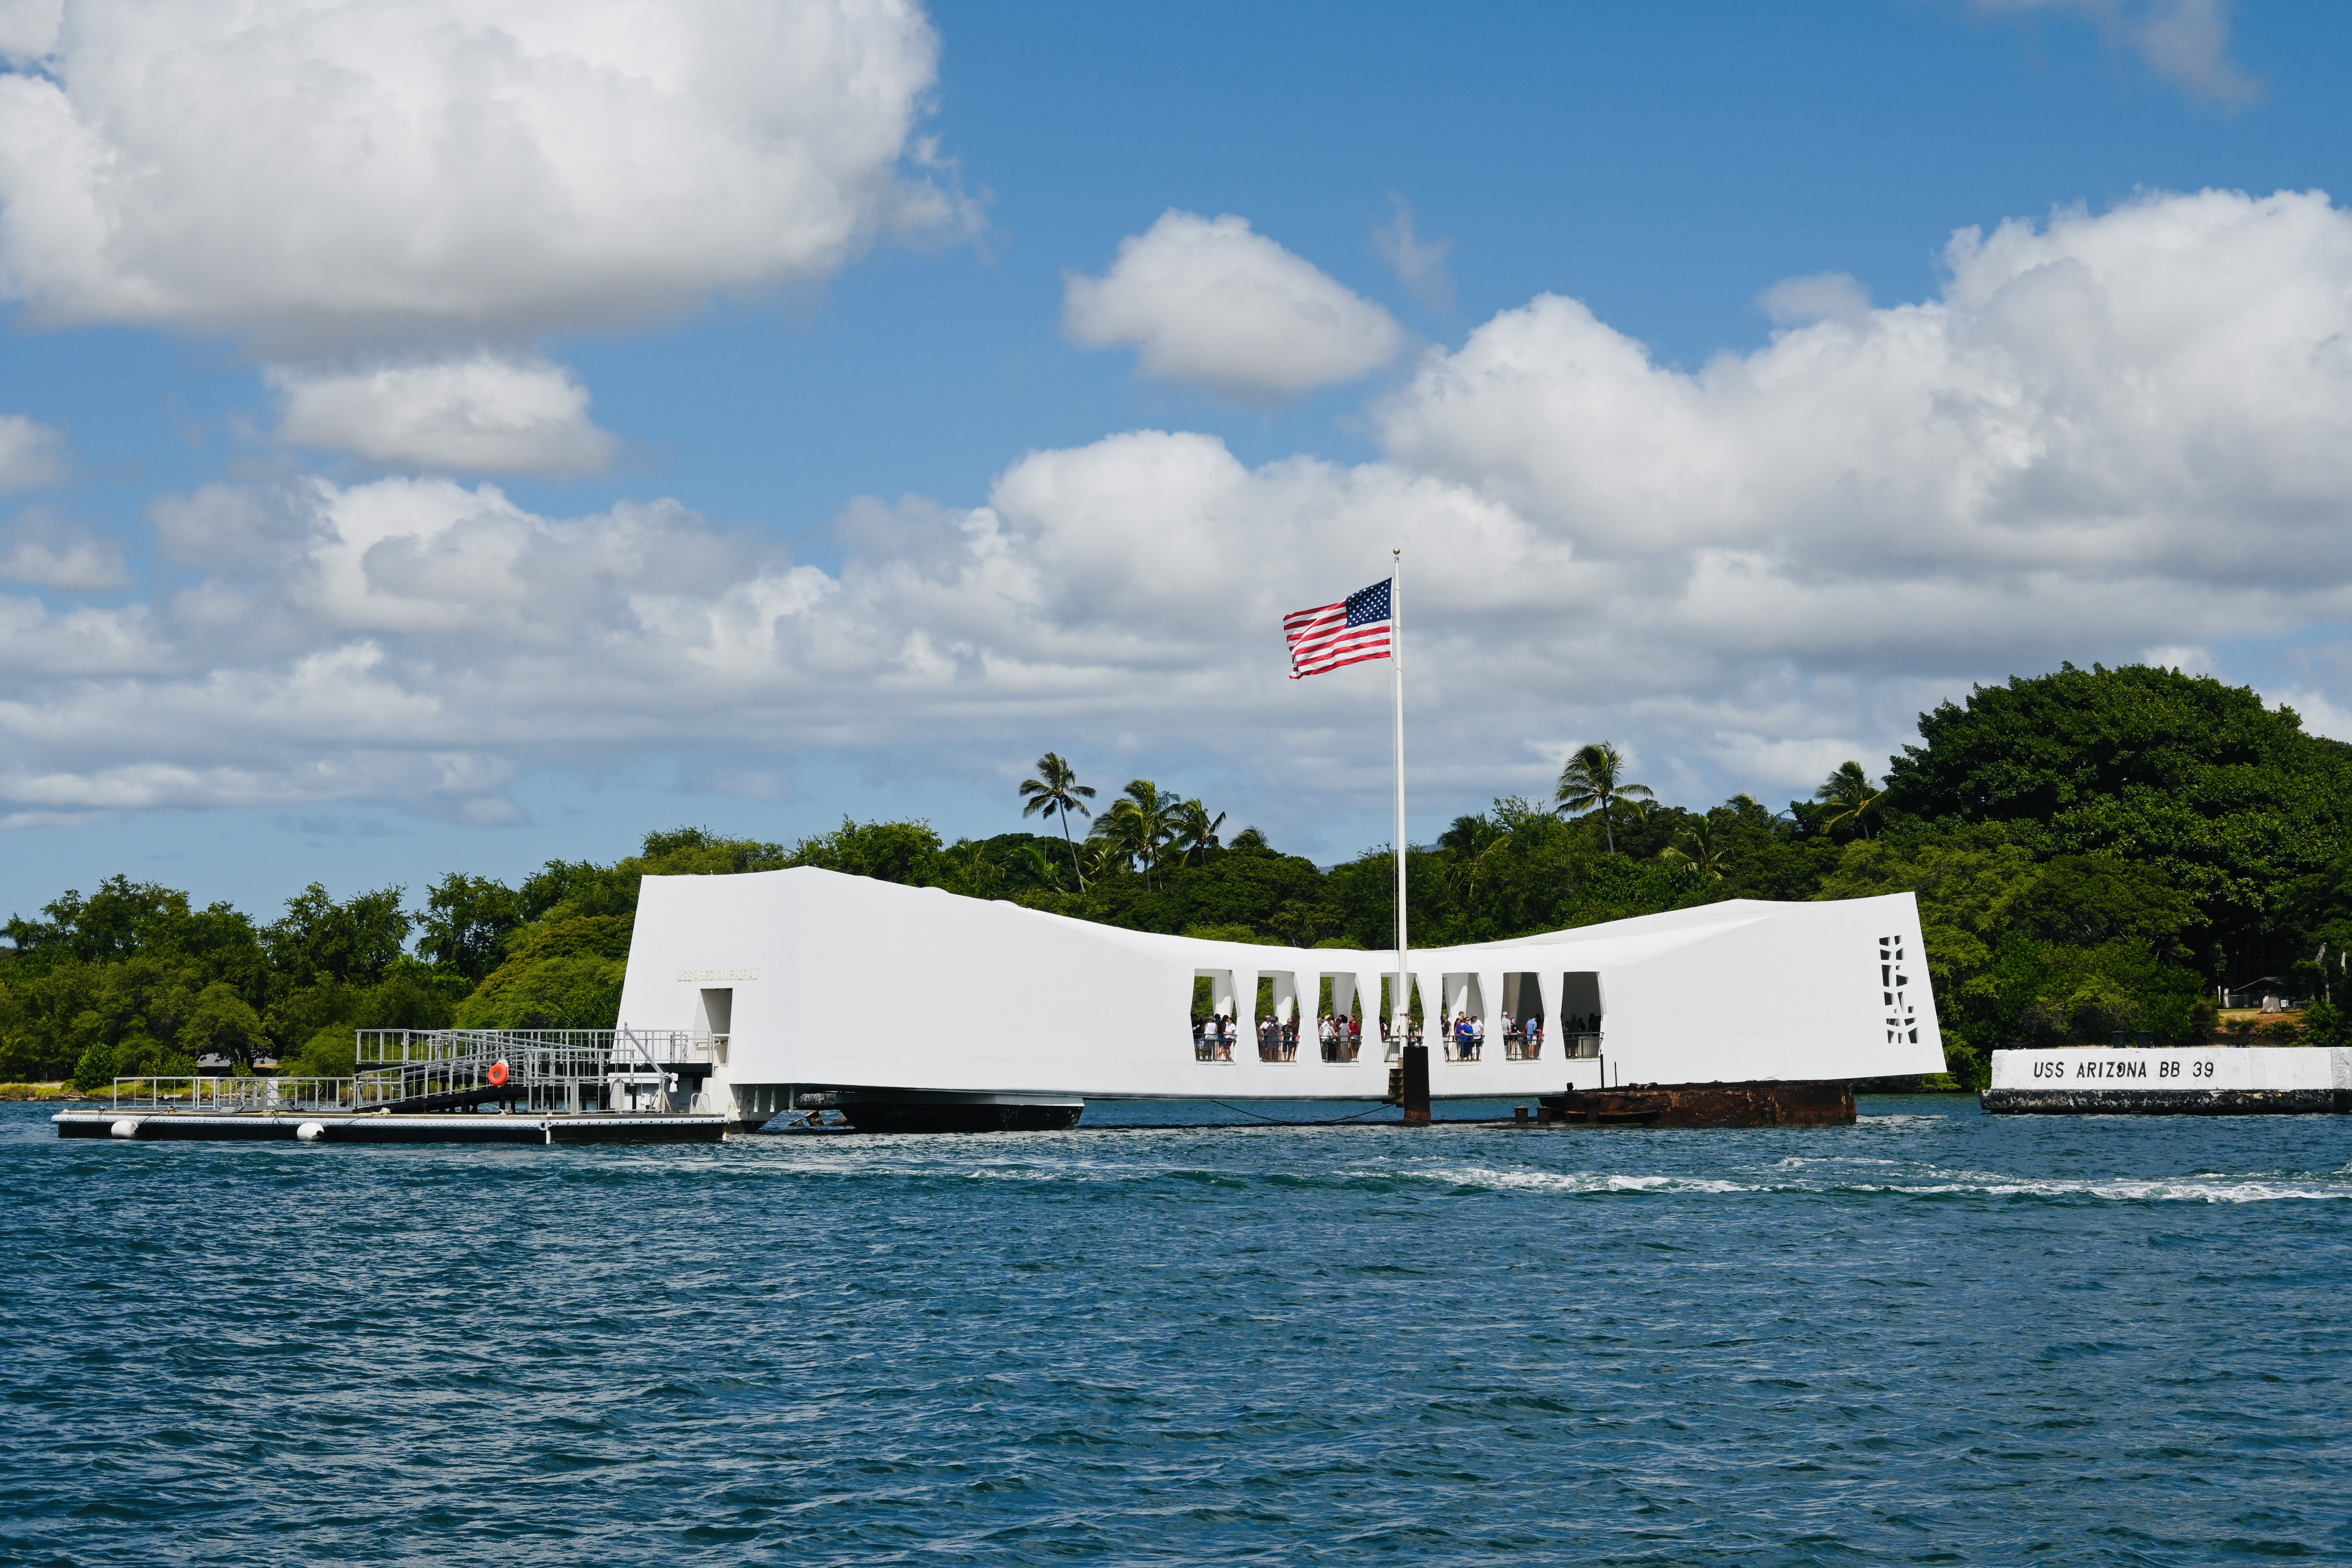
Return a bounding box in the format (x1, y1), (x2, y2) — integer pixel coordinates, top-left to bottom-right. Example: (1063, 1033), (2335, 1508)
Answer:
(615, 868), (1945, 1130)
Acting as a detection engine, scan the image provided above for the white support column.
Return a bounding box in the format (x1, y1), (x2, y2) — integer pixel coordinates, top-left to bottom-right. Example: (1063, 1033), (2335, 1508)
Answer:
(1537, 970), (1564, 1061)
(1478, 968), (1505, 1061)
(1416, 967), (1443, 1060)
(1271, 972), (1298, 1061)
(1234, 967), (1258, 1062)
(1388, 969), (1407, 1057)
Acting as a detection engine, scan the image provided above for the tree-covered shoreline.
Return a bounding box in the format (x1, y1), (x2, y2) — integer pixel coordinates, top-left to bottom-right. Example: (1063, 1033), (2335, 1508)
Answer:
(9, 664), (2350, 1092)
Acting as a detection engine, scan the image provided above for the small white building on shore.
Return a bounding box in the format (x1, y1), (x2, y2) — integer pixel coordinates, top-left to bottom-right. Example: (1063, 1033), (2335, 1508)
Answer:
(613, 869), (1945, 1127)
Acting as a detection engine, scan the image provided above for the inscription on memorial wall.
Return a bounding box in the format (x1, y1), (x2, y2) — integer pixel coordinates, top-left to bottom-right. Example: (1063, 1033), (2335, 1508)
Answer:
(677, 968), (760, 982)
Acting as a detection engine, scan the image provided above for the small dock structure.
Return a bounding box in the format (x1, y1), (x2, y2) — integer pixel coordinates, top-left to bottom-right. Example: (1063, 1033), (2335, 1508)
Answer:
(54, 1027), (729, 1143)
(1984, 1046), (2352, 1115)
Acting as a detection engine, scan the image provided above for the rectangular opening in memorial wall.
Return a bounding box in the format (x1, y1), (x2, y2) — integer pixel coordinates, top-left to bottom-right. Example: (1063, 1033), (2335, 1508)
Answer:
(1259, 973), (1298, 1061)
(1503, 973), (1541, 1059)
(697, 988), (732, 1040)
(1561, 972), (1603, 1058)
(1440, 972), (1486, 1060)
(1315, 974), (1364, 1062)
(1192, 970), (1236, 1061)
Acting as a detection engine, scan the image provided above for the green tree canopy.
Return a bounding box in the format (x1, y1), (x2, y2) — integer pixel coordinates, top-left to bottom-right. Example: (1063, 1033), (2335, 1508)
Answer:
(1886, 664), (2352, 956)
(418, 873), (526, 983)
(264, 883), (413, 991)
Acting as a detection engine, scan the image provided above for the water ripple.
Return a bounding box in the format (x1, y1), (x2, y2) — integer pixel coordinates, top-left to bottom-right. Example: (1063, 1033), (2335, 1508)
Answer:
(4, 1097), (2350, 1565)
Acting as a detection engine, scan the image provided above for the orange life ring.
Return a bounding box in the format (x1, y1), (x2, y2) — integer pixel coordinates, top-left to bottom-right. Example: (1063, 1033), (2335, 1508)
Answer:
(487, 1059), (509, 1087)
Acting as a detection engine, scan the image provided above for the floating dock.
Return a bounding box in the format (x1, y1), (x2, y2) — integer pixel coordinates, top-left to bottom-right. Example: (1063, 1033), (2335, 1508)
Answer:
(1984, 1046), (2352, 1115)
(60, 1027), (733, 1145)
(54, 1109), (726, 1143)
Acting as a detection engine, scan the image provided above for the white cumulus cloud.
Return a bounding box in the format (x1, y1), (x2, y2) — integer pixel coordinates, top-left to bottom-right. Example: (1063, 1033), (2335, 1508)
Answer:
(10, 188), (2352, 851)
(0, 517), (123, 590)
(271, 356), (617, 478)
(1063, 210), (1405, 398)
(0, 411), (64, 491)
(0, 0), (960, 349)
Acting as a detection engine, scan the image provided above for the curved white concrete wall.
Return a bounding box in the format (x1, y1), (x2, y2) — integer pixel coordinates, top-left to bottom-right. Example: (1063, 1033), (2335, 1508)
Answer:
(615, 869), (1945, 1111)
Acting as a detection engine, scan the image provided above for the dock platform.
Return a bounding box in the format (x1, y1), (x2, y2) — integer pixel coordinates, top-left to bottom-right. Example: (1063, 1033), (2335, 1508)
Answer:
(62, 1029), (735, 1145)
(54, 1109), (728, 1144)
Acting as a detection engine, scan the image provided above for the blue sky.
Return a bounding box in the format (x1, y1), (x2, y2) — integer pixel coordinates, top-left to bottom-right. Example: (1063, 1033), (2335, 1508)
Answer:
(3, 0), (2350, 923)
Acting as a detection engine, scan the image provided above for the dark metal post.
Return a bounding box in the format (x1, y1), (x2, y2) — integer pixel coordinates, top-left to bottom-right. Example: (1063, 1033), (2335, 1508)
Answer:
(1401, 1042), (1430, 1124)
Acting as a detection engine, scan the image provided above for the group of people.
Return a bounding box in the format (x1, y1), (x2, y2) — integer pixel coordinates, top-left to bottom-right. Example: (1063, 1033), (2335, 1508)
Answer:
(1191, 1012), (1365, 1062)
(1188, 1008), (1598, 1063)
(1443, 1012), (1597, 1059)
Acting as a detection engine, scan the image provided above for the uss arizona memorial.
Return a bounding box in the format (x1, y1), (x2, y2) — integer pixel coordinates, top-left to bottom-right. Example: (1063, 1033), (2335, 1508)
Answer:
(618, 868), (1946, 1129)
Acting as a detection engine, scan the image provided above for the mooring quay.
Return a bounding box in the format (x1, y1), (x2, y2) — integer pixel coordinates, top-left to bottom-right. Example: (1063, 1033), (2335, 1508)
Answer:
(53, 1027), (730, 1144)
(54, 1109), (725, 1143)
(1984, 1046), (2352, 1115)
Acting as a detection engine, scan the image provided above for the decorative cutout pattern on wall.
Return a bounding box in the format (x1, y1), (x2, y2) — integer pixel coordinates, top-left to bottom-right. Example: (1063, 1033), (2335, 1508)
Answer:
(1880, 934), (1918, 1045)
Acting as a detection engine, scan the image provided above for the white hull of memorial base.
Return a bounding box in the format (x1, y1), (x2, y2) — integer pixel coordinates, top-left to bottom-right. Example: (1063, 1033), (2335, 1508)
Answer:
(612, 871), (1947, 1132)
(52, 1027), (730, 1144)
(1983, 1046), (2352, 1115)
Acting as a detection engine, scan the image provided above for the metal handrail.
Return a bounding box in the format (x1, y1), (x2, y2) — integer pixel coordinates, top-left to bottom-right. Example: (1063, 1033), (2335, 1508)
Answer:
(354, 1028), (716, 1066)
(112, 1069), (691, 1116)
(111, 1076), (359, 1113)
(95, 1029), (738, 1119)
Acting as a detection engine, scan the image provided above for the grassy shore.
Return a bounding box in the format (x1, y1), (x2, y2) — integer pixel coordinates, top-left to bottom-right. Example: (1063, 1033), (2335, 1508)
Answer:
(0, 1082), (92, 1102)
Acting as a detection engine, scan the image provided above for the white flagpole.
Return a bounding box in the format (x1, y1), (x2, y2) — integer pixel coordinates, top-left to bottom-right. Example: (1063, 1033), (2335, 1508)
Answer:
(1391, 547), (1407, 1048)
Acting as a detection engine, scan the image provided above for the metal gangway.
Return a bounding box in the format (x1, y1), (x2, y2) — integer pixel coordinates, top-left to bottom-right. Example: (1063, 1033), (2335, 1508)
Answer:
(354, 1028), (721, 1113)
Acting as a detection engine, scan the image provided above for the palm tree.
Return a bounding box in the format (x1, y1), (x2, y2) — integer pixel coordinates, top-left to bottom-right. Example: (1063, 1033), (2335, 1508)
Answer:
(1438, 812), (1513, 916)
(1073, 836), (1123, 890)
(1815, 760), (1884, 840)
(1010, 841), (1067, 893)
(1168, 798), (1227, 866)
(1087, 809), (1143, 879)
(1018, 752), (1097, 888)
(1553, 741), (1655, 854)
(1094, 779), (1176, 889)
(1660, 816), (1731, 880)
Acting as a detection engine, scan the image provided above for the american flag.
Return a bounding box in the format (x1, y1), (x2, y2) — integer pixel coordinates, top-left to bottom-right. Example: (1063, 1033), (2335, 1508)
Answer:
(1284, 577), (1393, 679)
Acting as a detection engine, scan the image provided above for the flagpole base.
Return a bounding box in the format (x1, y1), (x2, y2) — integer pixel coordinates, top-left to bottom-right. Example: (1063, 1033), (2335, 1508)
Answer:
(1399, 1043), (1430, 1124)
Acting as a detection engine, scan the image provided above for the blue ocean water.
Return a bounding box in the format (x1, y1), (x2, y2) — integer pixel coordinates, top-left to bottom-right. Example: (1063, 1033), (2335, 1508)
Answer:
(3, 1096), (2348, 1566)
